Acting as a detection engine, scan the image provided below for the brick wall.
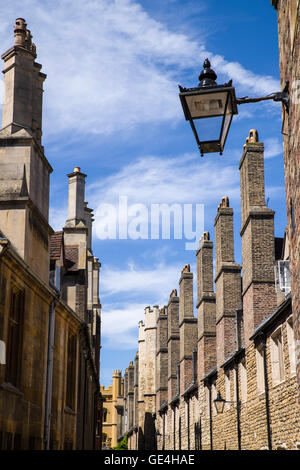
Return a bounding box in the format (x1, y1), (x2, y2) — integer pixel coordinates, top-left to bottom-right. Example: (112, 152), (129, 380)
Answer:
(273, 0), (300, 401)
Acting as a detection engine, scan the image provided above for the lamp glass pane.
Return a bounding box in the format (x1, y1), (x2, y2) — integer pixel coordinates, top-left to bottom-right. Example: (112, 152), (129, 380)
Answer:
(214, 398), (225, 414)
(220, 93), (233, 148)
(193, 114), (223, 143)
(186, 91), (229, 119)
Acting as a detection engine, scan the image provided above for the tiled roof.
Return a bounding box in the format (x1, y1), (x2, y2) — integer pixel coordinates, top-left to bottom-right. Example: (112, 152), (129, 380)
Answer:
(50, 231), (64, 260)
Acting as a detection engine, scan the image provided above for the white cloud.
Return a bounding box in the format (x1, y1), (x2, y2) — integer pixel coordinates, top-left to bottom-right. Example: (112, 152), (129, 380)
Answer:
(101, 261), (181, 299)
(264, 137), (283, 159)
(101, 302), (146, 350)
(0, 0), (279, 140)
(49, 206), (67, 232)
(87, 152), (241, 240)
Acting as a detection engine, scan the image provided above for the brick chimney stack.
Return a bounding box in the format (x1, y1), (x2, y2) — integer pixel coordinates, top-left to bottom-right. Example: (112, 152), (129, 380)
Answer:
(179, 265), (198, 393)
(167, 289), (180, 402)
(239, 130), (277, 345)
(156, 307), (168, 410)
(214, 197), (242, 367)
(196, 232), (216, 379)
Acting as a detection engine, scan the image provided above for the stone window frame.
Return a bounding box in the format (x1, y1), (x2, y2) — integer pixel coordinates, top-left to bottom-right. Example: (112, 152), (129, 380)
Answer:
(205, 385), (210, 419)
(286, 315), (296, 377)
(270, 326), (285, 387)
(211, 380), (217, 416)
(256, 345), (265, 395)
(239, 359), (247, 404)
(224, 370), (231, 411)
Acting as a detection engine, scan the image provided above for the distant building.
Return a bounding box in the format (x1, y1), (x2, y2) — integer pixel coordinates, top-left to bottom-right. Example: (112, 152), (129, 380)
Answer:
(100, 370), (124, 449)
(0, 19), (101, 449)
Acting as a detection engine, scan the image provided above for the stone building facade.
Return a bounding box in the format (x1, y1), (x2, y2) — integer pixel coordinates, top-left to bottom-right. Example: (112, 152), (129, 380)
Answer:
(271, 0), (300, 401)
(0, 19), (101, 449)
(120, 130), (299, 450)
(100, 370), (124, 449)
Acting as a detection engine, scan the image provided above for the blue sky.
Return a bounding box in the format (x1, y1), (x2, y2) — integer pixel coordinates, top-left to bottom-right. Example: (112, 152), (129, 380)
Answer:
(0, 1), (286, 386)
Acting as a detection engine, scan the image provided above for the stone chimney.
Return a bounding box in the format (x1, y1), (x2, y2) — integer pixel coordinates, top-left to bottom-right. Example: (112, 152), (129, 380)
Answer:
(196, 232), (216, 379)
(156, 306), (168, 410)
(167, 289), (180, 402)
(66, 167), (87, 227)
(134, 352), (139, 430)
(144, 306), (157, 414)
(128, 361), (135, 429)
(0, 19), (52, 283)
(2, 19), (44, 143)
(239, 130), (277, 345)
(179, 265), (198, 393)
(214, 197), (242, 367)
(138, 320), (146, 436)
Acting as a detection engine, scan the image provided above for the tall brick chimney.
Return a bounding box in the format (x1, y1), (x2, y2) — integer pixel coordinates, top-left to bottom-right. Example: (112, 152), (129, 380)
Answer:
(144, 306), (157, 414)
(156, 307), (168, 410)
(196, 232), (216, 379)
(239, 130), (277, 345)
(167, 289), (180, 402)
(138, 321), (146, 436)
(179, 265), (198, 393)
(214, 197), (242, 367)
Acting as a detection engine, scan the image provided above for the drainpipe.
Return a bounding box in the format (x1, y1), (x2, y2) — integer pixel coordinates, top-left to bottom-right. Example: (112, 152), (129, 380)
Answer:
(199, 417), (202, 450)
(234, 361), (242, 450)
(162, 413), (165, 450)
(44, 300), (56, 450)
(208, 383), (213, 450)
(187, 399), (190, 450)
(173, 406), (176, 450)
(82, 351), (88, 450)
(261, 334), (272, 450)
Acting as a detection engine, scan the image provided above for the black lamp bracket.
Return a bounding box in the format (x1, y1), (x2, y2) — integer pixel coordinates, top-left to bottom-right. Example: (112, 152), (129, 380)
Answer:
(236, 80), (289, 114)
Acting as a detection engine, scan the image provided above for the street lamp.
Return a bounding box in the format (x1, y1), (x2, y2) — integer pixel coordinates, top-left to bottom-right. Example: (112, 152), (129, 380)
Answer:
(213, 391), (241, 415)
(179, 59), (289, 156)
(213, 391), (226, 415)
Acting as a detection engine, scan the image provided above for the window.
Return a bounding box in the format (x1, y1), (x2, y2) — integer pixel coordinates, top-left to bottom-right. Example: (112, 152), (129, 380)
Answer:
(270, 328), (285, 386)
(286, 317), (296, 376)
(5, 288), (25, 386)
(66, 333), (77, 409)
(275, 260), (291, 294)
(256, 346), (265, 394)
(103, 408), (108, 423)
